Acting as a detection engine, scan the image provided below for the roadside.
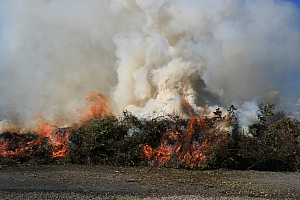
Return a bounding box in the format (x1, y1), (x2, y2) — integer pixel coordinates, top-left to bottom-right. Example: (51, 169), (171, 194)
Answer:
(0, 164), (299, 199)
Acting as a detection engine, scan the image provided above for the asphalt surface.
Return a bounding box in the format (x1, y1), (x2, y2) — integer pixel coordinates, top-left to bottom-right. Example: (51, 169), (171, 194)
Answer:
(0, 164), (300, 199)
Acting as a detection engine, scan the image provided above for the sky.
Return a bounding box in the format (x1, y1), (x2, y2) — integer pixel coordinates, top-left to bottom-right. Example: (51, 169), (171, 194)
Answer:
(289, 0), (300, 7)
(283, 0), (300, 117)
(0, 0), (300, 128)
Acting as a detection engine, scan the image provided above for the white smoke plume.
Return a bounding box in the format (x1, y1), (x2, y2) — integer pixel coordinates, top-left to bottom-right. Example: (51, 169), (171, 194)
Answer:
(0, 0), (300, 128)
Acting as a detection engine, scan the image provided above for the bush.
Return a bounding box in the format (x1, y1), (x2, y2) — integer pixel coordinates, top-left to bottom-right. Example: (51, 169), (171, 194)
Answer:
(0, 132), (56, 165)
(68, 113), (162, 166)
(1, 109), (300, 171)
(207, 117), (300, 171)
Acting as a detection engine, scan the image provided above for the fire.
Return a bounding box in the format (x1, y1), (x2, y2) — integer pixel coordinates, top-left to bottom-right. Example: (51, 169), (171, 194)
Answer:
(36, 122), (70, 158)
(0, 89), (230, 169)
(0, 123), (70, 158)
(0, 91), (109, 160)
(141, 99), (229, 169)
(0, 139), (9, 156)
(0, 132), (39, 157)
(77, 91), (109, 123)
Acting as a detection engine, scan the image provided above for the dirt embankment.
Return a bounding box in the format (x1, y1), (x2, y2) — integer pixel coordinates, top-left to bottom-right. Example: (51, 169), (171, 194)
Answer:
(0, 164), (299, 199)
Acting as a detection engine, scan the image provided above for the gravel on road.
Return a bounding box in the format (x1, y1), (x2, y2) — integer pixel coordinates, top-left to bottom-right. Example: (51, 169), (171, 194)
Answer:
(0, 164), (299, 199)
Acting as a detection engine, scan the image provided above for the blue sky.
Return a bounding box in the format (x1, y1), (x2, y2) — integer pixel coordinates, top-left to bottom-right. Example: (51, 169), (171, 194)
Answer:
(289, 0), (300, 7)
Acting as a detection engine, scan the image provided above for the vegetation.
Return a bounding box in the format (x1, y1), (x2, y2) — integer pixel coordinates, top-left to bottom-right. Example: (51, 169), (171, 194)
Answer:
(207, 104), (300, 171)
(68, 112), (156, 166)
(1, 104), (300, 171)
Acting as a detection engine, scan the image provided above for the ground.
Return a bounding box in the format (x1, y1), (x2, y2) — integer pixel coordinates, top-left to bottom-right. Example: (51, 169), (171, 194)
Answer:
(0, 164), (299, 199)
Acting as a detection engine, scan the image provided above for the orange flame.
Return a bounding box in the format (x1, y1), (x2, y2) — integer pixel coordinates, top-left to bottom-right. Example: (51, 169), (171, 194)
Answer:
(0, 91), (109, 159)
(141, 99), (229, 168)
(77, 91), (109, 123)
(36, 122), (70, 158)
(0, 139), (9, 156)
(0, 132), (40, 157)
(0, 124), (70, 159)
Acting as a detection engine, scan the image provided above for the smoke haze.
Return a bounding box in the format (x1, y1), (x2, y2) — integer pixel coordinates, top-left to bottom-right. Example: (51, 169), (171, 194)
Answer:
(0, 0), (300, 127)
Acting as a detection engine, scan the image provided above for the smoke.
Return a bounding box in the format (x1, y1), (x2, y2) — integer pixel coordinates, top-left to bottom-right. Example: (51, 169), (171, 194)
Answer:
(0, 0), (300, 127)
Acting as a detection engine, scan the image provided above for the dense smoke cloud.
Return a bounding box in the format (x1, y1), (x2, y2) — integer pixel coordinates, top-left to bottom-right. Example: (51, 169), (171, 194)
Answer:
(0, 0), (299, 126)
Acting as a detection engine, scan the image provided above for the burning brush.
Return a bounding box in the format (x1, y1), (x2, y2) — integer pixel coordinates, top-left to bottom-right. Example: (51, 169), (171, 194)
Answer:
(0, 91), (108, 162)
(0, 95), (234, 169)
(140, 109), (231, 169)
(0, 123), (70, 159)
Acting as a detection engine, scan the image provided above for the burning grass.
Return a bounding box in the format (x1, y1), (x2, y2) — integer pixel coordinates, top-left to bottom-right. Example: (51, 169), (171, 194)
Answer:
(1, 108), (300, 171)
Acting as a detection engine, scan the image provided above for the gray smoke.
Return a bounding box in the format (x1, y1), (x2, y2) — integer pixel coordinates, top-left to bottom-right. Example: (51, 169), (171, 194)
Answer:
(0, 0), (299, 128)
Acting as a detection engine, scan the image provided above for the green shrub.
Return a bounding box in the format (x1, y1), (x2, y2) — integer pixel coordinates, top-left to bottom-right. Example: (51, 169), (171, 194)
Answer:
(207, 117), (300, 171)
(68, 113), (162, 166)
(1, 108), (300, 171)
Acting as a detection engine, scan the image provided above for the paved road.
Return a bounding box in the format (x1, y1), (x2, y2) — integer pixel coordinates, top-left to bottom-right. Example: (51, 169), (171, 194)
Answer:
(0, 164), (299, 199)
